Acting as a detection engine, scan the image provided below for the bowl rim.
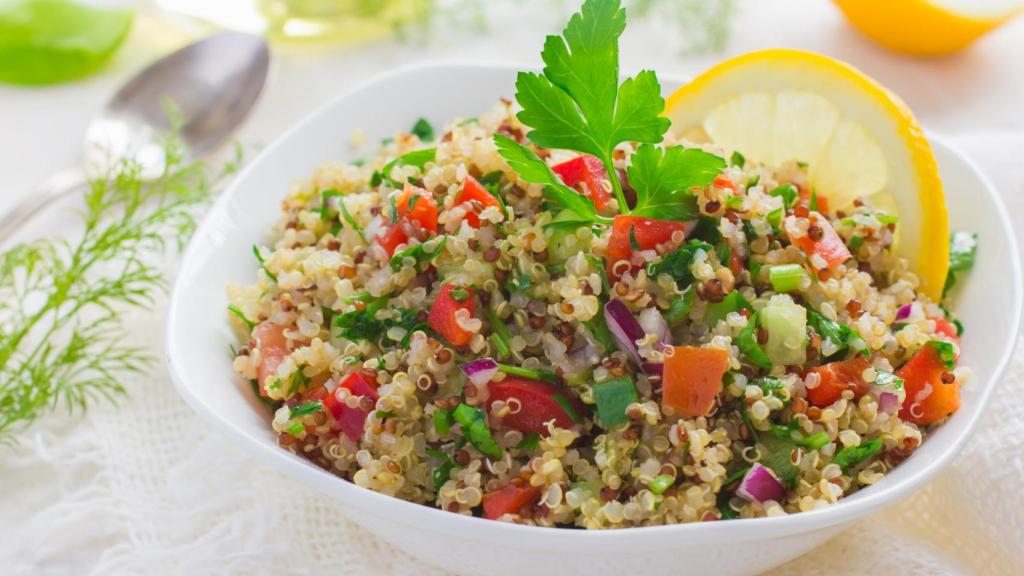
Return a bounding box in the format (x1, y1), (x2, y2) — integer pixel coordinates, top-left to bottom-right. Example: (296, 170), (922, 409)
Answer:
(166, 59), (1023, 547)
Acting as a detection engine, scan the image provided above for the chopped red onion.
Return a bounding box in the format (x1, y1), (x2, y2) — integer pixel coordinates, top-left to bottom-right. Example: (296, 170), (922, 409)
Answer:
(878, 391), (900, 414)
(895, 304), (913, 321)
(604, 299), (645, 365)
(736, 463), (785, 503)
(460, 357), (499, 387)
(638, 307), (672, 346)
(641, 362), (663, 377)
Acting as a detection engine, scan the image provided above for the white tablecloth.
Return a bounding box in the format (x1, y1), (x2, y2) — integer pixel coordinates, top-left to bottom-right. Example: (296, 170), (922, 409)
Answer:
(2, 1), (1023, 574)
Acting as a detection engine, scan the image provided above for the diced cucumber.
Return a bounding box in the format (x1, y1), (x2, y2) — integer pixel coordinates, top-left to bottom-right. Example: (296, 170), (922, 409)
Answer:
(760, 295), (807, 366)
(548, 209), (591, 262)
(593, 376), (638, 429)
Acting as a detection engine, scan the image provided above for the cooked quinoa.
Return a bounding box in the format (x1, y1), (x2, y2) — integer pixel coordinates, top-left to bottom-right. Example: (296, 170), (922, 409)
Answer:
(226, 99), (970, 527)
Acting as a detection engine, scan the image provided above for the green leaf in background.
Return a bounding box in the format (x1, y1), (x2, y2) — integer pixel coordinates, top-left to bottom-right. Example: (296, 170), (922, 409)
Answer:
(0, 0), (134, 86)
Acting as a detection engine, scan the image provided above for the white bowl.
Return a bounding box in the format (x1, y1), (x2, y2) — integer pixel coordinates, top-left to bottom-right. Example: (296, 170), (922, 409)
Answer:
(167, 62), (1022, 576)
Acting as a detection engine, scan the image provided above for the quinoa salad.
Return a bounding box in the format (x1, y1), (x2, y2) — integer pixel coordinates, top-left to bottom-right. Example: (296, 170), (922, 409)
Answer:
(227, 0), (974, 528)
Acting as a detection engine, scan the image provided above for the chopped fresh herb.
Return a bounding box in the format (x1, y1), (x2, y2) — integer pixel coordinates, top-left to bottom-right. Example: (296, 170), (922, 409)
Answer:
(809, 188), (819, 211)
(289, 401), (323, 418)
(371, 147), (437, 188)
(486, 307), (514, 359)
(452, 403), (502, 459)
(833, 437), (883, 470)
(553, 393), (582, 423)
(333, 296), (424, 344)
(848, 235), (864, 251)
(389, 236), (447, 271)
(411, 117), (434, 141)
(449, 287), (470, 302)
(228, 304), (256, 330)
(746, 174), (760, 190)
(754, 377), (788, 404)
(874, 370), (904, 392)
(806, 308), (869, 360)
(478, 170), (508, 210)
(723, 465), (751, 486)
(646, 239), (714, 288)
(724, 194), (744, 209)
(628, 225), (641, 250)
(375, 410), (396, 420)
(587, 301), (618, 352)
(770, 422), (829, 450)
(736, 313), (772, 370)
(627, 143), (724, 220)
(319, 189), (366, 242)
(433, 407), (454, 436)
(511, 0), (670, 213)
(944, 231), (977, 297)
(649, 474), (674, 495)
(730, 151), (745, 168)
(287, 368), (310, 396)
(252, 245), (277, 282)
(718, 491), (741, 519)
(758, 432), (801, 488)
(426, 448), (456, 491)
(769, 184), (797, 210)
(766, 207), (783, 230)
(593, 376), (637, 429)
(287, 422), (305, 435)
(665, 285), (695, 325)
(515, 432), (541, 452)
(929, 340), (957, 370)
(876, 213), (898, 224)
(496, 363), (558, 384)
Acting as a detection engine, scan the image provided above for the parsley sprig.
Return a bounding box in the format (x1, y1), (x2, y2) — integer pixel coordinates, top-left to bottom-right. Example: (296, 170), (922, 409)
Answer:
(495, 0), (726, 226)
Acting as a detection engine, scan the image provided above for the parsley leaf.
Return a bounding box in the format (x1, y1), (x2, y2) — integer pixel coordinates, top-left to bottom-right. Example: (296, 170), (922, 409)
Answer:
(389, 236), (447, 271)
(411, 117), (434, 141)
(371, 148), (436, 188)
(494, 134), (609, 225)
(833, 437), (883, 471)
(513, 0), (669, 212)
(627, 143), (725, 220)
(289, 401), (323, 418)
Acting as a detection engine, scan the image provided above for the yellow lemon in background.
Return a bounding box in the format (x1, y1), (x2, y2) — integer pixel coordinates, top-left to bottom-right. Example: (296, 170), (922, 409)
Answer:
(833, 0), (1024, 56)
(664, 49), (949, 300)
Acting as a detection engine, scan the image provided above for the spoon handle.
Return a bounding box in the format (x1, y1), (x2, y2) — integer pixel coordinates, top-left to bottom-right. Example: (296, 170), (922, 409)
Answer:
(0, 168), (88, 245)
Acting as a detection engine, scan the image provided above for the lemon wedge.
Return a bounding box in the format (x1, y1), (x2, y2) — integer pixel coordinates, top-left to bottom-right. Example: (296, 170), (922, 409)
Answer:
(664, 49), (948, 301)
(833, 0), (1024, 56)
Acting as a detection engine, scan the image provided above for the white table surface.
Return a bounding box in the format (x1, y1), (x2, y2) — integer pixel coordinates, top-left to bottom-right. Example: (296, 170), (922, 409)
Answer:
(2, 1), (1024, 575)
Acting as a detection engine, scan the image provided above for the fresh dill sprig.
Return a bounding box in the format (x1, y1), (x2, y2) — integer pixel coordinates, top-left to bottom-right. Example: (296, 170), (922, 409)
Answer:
(0, 131), (241, 444)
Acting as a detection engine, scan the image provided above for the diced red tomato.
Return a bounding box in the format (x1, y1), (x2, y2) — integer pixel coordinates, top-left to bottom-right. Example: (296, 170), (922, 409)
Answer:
(806, 356), (871, 407)
(396, 183), (438, 233)
(428, 284), (475, 346)
(253, 322), (289, 396)
(713, 174), (738, 195)
(898, 343), (960, 425)
(606, 215), (689, 280)
(375, 224), (409, 256)
(455, 175), (501, 228)
(487, 377), (585, 436)
(661, 346), (730, 418)
(792, 211), (851, 269)
(932, 316), (960, 345)
(319, 371), (380, 441)
(482, 483), (542, 520)
(552, 155), (612, 210)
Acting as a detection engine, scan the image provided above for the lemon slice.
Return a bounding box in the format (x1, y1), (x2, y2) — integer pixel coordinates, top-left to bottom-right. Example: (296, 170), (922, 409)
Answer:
(833, 0), (1024, 56)
(664, 49), (948, 301)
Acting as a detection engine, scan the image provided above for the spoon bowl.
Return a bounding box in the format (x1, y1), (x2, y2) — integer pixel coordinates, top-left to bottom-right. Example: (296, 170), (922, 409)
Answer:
(0, 32), (270, 244)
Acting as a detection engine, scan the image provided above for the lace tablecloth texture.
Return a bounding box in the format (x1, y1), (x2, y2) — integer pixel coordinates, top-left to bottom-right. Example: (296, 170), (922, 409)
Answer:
(1, 2), (1023, 574)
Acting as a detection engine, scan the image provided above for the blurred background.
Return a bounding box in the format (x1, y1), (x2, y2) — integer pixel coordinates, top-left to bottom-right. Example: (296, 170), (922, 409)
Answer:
(1, 0), (1022, 215)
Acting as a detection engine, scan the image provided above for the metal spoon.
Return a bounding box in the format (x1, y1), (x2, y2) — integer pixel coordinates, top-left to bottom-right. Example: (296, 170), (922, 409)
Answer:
(0, 32), (270, 243)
